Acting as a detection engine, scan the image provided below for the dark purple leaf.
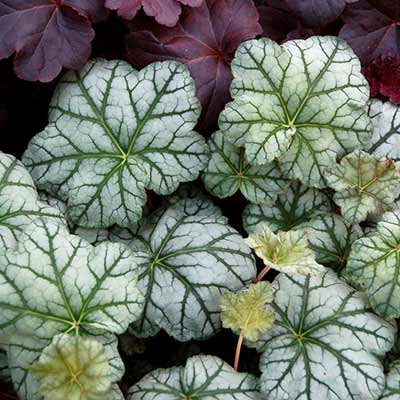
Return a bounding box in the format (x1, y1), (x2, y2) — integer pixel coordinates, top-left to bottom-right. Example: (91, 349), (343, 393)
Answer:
(283, 0), (346, 28)
(340, 0), (400, 65)
(0, 0), (107, 82)
(125, 0), (261, 134)
(363, 55), (400, 104)
(105, 0), (203, 26)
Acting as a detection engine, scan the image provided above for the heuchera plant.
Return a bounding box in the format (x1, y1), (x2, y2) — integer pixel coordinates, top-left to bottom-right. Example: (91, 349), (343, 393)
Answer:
(3, 1), (400, 399)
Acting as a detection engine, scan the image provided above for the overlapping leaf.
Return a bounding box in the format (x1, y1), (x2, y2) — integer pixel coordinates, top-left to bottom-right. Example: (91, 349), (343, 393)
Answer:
(31, 334), (114, 400)
(347, 210), (400, 318)
(22, 58), (209, 229)
(325, 150), (400, 224)
(202, 131), (288, 203)
(298, 213), (362, 272)
(243, 181), (332, 233)
(0, 218), (144, 399)
(106, 0), (202, 26)
(368, 100), (400, 167)
(111, 197), (257, 341)
(128, 355), (261, 399)
(219, 36), (371, 187)
(340, 0), (400, 65)
(381, 360), (400, 399)
(254, 270), (396, 400)
(0, 152), (64, 249)
(246, 224), (325, 276)
(0, 0), (107, 82)
(125, 0), (262, 134)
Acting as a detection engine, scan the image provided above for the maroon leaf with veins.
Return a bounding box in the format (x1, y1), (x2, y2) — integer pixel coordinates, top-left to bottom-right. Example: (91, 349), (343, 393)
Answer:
(0, 0), (107, 82)
(340, 0), (400, 65)
(126, 0), (262, 134)
(105, 0), (203, 27)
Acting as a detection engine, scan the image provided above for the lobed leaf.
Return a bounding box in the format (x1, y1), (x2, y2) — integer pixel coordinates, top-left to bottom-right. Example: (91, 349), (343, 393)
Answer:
(243, 181), (332, 233)
(220, 281), (275, 342)
(325, 150), (400, 224)
(22, 58), (209, 229)
(128, 355), (261, 399)
(219, 36), (371, 187)
(255, 270), (396, 400)
(112, 197), (257, 341)
(202, 131), (288, 203)
(246, 224), (325, 276)
(347, 210), (400, 318)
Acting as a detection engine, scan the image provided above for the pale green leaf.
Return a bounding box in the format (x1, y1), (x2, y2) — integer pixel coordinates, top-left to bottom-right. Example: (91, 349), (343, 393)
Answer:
(111, 197), (257, 341)
(31, 334), (113, 400)
(347, 210), (400, 318)
(202, 131), (288, 203)
(325, 150), (400, 223)
(246, 224), (325, 276)
(297, 213), (362, 272)
(22, 59), (209, 229)
(255, 270), (396, 400)
(219, 36), (371, 187)
(381, 360), (400, 399)
(128, 355), (261, 400)
(0, 152), (64, 249)
(220, 281), (275, 341)
(243, 181), (332, 233)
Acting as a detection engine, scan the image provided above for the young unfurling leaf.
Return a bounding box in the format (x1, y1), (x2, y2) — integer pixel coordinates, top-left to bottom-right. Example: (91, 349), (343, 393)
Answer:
(220, 282), (275, 342)
(325, 150), (400, 224)
(31, 335), (113, 400)
(245, 224), (325, 276)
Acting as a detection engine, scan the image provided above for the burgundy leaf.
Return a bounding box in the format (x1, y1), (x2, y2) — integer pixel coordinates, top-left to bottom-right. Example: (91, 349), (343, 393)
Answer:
(0, 0), (106, 82)
(64, 0), (109, 22)
(105, 0), (203, 27)
(363, 55), (400, 104)
(283, 0), (346, 28)
(340, 0), (400, 65)
(126, 0), (261, 134)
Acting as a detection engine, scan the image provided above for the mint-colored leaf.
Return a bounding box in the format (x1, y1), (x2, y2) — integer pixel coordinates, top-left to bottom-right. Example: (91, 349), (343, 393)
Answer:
(219, 36), (371, 187)
(297, 213), (362, 272)
(243, 181), (332, 233)
(31, 334), (113, 400)
(0, 152), (64, 249)
(112, 198), (257, 341)
(368, 99), (400, 167)
(22, 59), (209, 229)
(220, 281), (275, 341)
(246, 224), (325, 276)
(381, 360), (400, 399)
(255, 270), (396, 400)
(347, 210), (400, 318)
(325, 150), (400, 224)
(5, 332), (124, 400)
(202, 130), (288, 203)
(128, 355), (261, 400)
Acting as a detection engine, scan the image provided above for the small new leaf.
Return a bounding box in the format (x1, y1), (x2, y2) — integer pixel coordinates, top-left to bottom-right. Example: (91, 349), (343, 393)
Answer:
(246, 225), (325, 276)
(325, 150), (400, 224)
(31, 335), (112, 400)
(220, 282), (275, 342)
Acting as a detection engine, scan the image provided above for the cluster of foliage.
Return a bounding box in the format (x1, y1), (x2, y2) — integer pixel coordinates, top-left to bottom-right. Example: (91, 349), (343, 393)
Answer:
(1, 0), (400, 399)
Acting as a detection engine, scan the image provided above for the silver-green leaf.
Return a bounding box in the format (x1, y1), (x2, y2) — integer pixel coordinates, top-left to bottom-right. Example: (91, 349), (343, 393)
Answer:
(128, 355), (261, 400)
(347, 210), (400, 318)
(0, 152), (64, 250)
(381, 360), (400, 399)
(22, 59), (209, 229)
(219, 36), (371, 187)
(202, 131), (288, 203)
(112, 197), (257, 341)
(243, 181), (332, 233)
(255, 270), (396, 400)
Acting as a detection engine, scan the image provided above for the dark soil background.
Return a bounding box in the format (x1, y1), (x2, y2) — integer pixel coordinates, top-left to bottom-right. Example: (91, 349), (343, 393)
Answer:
(0, 15), (269, 400)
